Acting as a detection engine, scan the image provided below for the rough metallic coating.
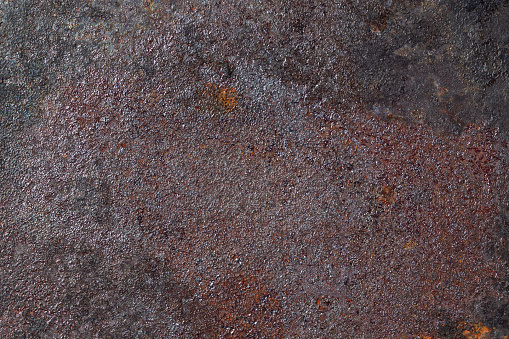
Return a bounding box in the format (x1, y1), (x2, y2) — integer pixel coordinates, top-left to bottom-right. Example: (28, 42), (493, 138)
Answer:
(1, 0), (508, 338)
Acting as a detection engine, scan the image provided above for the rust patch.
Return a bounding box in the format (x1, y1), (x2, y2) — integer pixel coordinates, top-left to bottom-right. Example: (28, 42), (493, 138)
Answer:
(1, 0), (508, 337)
(378, 185), (397, 206)
(204, 83), (239, 114)
(13, 66), (505, 337)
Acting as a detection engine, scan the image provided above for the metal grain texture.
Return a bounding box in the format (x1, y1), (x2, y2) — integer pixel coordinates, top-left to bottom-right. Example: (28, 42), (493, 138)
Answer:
(1, 0), (508, 338)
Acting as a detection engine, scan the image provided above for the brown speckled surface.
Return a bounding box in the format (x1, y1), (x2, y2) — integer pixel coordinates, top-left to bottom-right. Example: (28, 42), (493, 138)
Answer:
(1, 0), (508, 338)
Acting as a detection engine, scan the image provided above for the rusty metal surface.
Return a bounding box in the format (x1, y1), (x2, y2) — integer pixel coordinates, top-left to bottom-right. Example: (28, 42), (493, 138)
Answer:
(1, 0), (508, 338)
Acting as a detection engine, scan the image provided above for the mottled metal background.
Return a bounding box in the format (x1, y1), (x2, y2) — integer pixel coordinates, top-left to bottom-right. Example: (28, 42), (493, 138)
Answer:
(1, 0), (508, 338)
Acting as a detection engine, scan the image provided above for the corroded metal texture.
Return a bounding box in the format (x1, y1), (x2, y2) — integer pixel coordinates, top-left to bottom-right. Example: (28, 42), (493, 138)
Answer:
(1, 0), (508, 338)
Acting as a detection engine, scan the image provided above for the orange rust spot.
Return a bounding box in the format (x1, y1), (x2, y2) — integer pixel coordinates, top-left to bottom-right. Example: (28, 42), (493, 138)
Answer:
(403, 240), (416, 250)
(205, 83), (239, 113)
(460, 322), (491, 339)
(217, 87), (238, 112)
(142, 0), (155, 11)
(421, 322), (493, 339)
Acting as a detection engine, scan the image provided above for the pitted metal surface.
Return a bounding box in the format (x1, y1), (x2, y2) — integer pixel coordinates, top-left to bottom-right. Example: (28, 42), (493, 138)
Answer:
(1, 0), (508, 338)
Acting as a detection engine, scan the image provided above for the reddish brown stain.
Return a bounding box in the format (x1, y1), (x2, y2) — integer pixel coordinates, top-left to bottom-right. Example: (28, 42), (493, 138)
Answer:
(13, 66), (503, 337)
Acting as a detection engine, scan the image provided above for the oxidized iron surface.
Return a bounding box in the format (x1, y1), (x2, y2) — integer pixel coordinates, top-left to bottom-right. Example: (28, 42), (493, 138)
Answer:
(1, 0), (508, 338)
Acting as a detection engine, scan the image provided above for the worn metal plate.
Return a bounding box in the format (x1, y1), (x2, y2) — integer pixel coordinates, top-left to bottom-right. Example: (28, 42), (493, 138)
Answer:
(1, 0), (508, 338)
